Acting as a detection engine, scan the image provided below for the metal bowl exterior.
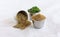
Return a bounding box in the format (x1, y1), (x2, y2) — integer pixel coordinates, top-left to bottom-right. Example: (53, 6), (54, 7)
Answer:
(33, 20), (45, 29)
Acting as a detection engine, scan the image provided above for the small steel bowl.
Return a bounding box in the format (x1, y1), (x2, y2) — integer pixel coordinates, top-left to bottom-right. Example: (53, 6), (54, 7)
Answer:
(17, 10), (28, 20)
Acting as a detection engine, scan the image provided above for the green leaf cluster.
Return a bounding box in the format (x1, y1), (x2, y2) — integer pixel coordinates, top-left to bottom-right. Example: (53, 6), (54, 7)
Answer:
(28, 6), (40, 14)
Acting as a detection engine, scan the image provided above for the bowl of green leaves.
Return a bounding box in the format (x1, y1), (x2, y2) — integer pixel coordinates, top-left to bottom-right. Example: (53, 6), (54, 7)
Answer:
(28, 6), (41, 16)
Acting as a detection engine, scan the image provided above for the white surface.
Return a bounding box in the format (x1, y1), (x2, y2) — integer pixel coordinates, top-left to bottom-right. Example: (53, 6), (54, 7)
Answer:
(0, 0), (60, 37)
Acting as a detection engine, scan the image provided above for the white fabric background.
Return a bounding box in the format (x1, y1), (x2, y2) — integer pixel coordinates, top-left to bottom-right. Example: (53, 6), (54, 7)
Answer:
(0, 0), (60, 37)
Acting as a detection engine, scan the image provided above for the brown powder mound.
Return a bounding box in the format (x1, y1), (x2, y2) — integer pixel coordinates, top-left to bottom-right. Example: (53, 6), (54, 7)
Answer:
(16, 13), (27, 23)
(14, 20), (31, 30)
(32, 14), (46, 21)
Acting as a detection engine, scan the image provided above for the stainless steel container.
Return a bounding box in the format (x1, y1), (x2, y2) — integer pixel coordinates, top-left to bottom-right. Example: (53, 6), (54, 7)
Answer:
(32, 13), (46, 29)
(33, 19), (45, 29)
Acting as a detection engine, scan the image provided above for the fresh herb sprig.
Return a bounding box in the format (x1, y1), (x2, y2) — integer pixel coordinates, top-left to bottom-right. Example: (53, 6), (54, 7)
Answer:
(28, 6), (40, 14)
